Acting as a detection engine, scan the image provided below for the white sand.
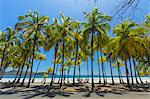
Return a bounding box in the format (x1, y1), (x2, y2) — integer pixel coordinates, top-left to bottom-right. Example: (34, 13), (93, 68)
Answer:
(1, 77), (150, 83)
(0, 77), (150, 99)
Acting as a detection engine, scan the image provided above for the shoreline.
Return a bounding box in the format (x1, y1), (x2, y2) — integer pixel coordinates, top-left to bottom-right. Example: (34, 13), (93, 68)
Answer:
(1, 77), (150, 83)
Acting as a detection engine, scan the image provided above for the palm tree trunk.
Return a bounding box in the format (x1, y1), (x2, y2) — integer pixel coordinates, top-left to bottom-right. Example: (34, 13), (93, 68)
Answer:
(54, 64), (59, 82)
(91, 32), (94, 91)
(100, 49), (105, 85)
(73, 64), (76, 84)
(32, 60), (42, 83)
(78, 65), (81, 81)
(12, 68), (21, 83)
(60, 40), (65, 88)
(109, 56), (114, 84)
(86, 60), (89, 83)
(117, 60), (122, 84)
(64, 71), (66, 84)
(26, 33), (37, 88)
(0, 34), (10, 78)
(16, 66), (24, 83)
(21, 66), (29, 85)
(50, 42), (59, 86)
(0, 50), (6, 73)
(0, 45), (8, 74)
(0, 62), (9, 80)
(120, 71), (124, 83)
(97, 52), (101, 84)
(58, 70), (61, 83)
(138, 72), (144, 84)
(125, 60), (130, 86)
(132, 57), (139, 84)
(67, 66), (70, 83)
(105, 69), (107, 84)
(129, 56), (134, 85)
(17, 55), (27, 83)
(73, 39), (78, 84)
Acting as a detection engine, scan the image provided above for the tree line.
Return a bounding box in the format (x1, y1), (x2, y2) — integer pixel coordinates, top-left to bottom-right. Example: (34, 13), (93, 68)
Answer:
(0, 8), (149, 91)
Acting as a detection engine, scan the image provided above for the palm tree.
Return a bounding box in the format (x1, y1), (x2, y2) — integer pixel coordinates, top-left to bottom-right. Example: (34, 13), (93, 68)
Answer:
(82, 8), (111, 91)
(112, 60), (125, 84)
(70, 21), (83, 84)
(98, 56), (109, 84)
(12, 45), (31, 83)
(58, 67), (67, 84)
(108, 56), (114, 84)
(41, 67), (53, 84)
(16, 53), (27, 83)
(15, 11), (49, 87)
(21, 60), (30, 85)
(48, 13), (82, 87)
(50, 42), (59, 86)
(11, 67), (21, 83)
(64, 59), (74, 83)
(42, 73), (48, 84)
(0, 29), (12, 73)
(32, 53), (46, 83)
(110, 19), (147, 86)
(80, 41), (90, 83)
(0, 27), (19, 80)
(48, 67), (54, 74)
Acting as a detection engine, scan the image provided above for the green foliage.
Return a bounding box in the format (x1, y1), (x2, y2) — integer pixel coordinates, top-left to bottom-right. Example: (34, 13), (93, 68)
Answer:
(47, 67), (53, 73)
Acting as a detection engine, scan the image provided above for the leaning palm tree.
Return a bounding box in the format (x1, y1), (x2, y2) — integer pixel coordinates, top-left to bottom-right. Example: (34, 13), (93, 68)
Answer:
(32, 53), (46, 83)
(15, 11), (49, 87)
(82, 8), (111, 91)
(50, 42), (59, 86)
(21, 60), (31, 85)
(0, 27), (19, 80)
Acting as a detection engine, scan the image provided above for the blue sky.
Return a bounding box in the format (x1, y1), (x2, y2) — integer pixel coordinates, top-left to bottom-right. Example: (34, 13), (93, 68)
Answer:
(0, 0), (150, 75)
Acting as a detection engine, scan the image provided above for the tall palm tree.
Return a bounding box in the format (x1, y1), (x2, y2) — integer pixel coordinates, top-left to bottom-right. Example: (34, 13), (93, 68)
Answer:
(70, 21), (83, 84)
(82, 8), (111, 91)
(15, 11), (49, 87)
(21, 60), (30, 85)
(48, 13), (82, 87)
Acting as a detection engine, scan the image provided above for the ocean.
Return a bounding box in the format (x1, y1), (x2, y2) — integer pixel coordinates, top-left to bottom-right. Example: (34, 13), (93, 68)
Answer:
(2, 75), (150, 78)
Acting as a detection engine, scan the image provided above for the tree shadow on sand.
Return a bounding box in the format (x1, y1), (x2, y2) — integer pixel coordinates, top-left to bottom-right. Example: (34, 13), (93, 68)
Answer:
(0, 83), (150, 98)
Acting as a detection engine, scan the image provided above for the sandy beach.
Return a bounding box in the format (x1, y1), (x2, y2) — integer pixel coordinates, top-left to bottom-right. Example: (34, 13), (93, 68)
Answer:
(0, 91), (149, 99)
(0, 82), (150, 99)
(0, 77), (150, 99)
